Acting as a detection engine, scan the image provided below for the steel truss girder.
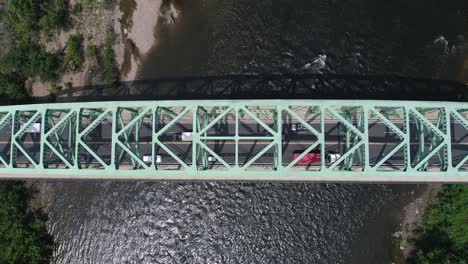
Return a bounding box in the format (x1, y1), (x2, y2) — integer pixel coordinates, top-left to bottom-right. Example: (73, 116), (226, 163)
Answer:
(0, 100), (465, 182)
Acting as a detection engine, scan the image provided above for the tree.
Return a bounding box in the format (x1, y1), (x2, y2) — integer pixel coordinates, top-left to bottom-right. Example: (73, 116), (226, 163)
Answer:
(0, 182), (53, 264)
(4, 0), (67, 36)
(63, 34), (83, 72)
(0, 39), (59, 81)
(97, 32), (119, 85)
(411, 185), (468, 263)
(39, 0), (68, 35)
(3, 0), (41, 36)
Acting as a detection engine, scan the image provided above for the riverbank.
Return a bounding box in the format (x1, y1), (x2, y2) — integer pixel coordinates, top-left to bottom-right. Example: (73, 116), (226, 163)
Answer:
(29, 0), (169, 98)
(395, 184), (442, 262)
(408, 185), (468, 262)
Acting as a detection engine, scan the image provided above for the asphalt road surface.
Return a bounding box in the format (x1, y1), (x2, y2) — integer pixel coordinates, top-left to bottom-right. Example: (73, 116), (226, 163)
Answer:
(1, 120), (466, 169)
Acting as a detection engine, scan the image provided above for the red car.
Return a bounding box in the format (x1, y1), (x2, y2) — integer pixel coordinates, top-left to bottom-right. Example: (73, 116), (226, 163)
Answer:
(293, 152), (321, 165)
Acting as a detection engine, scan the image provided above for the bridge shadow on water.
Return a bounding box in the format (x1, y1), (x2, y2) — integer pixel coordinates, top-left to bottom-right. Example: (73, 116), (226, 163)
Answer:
(29, 74), (468, 104)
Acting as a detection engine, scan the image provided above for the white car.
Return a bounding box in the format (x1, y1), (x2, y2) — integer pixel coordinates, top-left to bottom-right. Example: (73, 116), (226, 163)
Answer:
(181, 132), (193, 141)
(327, 153), (341, 164)
(143, 155), (162, 164)
(208, 156), (216, 162)
(291, 123), (306, 132)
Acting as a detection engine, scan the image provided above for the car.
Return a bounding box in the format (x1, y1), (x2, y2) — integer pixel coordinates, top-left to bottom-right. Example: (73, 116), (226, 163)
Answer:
(156, 155), (162, 163)
(327, 153), (341, 164)
(291, 123), (306, 132)
(181, 132), (193, 141)
(208, 156), (216, 162)
(293, 152), (321, 165)
(143, 154), (163, 164)
(21, 122), (41, 133)
(292, 152), (342, 165)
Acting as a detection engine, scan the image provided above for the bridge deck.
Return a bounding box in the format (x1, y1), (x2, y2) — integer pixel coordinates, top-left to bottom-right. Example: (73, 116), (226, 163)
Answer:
(0, 100), (466, 182)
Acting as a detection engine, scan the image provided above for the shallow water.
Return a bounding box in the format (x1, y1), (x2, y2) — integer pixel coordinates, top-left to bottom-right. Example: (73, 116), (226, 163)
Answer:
(42, 0), (467, 263)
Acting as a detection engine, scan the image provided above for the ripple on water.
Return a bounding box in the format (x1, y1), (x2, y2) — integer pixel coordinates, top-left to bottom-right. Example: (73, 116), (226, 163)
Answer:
(41, 182), (414, 263)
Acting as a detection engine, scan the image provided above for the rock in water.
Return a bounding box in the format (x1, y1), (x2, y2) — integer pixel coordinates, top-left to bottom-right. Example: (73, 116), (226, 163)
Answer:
(302, 54), (327, 73)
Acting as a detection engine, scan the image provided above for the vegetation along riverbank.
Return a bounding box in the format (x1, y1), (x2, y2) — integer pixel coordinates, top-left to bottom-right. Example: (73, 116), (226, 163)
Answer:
(0, 181), (53, 264)
(404, 185), (468, 263)
(0, 0), (120, 101)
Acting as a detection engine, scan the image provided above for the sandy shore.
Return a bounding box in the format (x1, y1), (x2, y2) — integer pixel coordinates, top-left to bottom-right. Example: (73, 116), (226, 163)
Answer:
(114, 0), (163, 81)
(31, 0), (168, 97)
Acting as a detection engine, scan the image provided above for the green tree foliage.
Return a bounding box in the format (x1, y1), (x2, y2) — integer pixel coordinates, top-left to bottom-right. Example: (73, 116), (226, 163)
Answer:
(0, 181), (53, 264)
(39, 0), (68, 35)
(0, 39), (58, 80)
(3, 0), (40, 36)
(411, 185), (468, 264)
(0, 39), (59, 98)
(63, 34), (83, 72)
(0, 0), (66, 98)
(98, 32), (119, 85)
(4, 0), (67, 36)
(0, 73), (26, 98)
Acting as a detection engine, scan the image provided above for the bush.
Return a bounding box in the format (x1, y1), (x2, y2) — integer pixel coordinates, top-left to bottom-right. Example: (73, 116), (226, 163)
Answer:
(4, 0), (67, 36)
(85, 44), (97, 63)
(0, 39), (59, 81)
(98, 32), (119, 85)
(39, 0), (68, 35)
(0, 181), (53, 264)
(63, 34), (83, 71)
(3, 0), (41, 36)
(0, 0), (65, 98)
(0, 73), (27, 98)
(0, 38), (59, 98)
(411, 185), (468, 263)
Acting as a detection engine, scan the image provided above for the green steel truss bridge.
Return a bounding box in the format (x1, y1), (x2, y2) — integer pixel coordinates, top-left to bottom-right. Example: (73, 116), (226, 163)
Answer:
(0, 100), (467, 182)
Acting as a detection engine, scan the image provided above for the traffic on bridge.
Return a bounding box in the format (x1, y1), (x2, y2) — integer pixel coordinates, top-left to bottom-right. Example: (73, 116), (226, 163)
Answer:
(0, 100), (466, 182)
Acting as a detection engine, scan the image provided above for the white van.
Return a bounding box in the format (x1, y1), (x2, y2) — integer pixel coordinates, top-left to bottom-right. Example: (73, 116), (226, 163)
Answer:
(21, 122), (41, 133)
(181, 132), (193, 141)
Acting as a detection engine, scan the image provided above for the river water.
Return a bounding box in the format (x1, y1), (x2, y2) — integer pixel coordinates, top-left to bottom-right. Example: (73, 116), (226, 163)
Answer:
(39, 0), (467, 263)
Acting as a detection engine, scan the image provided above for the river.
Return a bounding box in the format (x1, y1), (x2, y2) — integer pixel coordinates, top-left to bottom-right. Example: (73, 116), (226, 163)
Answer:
(38, 0), (467, 263)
